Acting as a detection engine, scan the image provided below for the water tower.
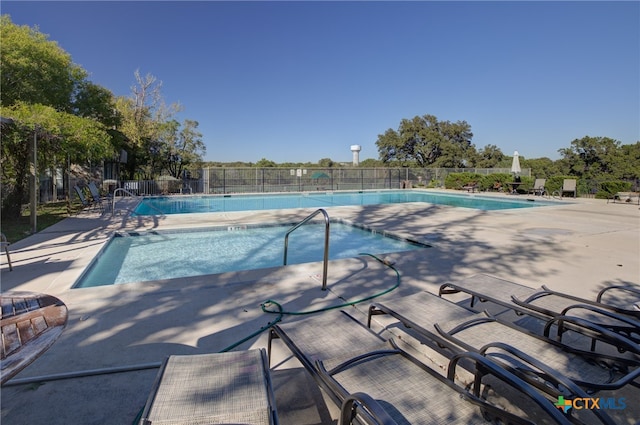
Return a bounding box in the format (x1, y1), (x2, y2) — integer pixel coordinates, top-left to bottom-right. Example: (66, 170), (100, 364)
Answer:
(350, 145), (361, 166)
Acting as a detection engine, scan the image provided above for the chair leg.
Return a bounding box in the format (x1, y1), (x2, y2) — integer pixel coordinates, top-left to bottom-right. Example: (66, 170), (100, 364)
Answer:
(4, 246), (12, 271)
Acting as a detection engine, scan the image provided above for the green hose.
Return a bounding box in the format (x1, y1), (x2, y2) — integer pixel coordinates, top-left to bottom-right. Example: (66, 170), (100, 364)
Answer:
(219, 253), (400, 352)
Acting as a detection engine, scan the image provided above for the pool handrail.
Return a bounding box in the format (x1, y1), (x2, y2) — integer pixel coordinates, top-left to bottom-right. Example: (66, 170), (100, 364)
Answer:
(111, 188), (138, 217)
(284, 208), (330, 290)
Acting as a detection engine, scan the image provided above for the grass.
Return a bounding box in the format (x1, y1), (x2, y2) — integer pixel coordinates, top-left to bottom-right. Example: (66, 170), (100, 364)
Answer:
(2, 200), (84, 243)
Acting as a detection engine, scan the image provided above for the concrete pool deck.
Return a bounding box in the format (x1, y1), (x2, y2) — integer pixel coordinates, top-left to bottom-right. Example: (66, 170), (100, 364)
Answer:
(1, 191), (639, 424)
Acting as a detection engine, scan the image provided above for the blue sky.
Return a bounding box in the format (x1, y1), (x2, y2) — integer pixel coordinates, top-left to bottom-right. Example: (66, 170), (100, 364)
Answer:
(3, 1), (639, 163)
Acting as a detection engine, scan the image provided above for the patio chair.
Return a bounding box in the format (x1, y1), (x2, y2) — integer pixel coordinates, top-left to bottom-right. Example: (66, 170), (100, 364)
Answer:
(269, 310), (578, 425)
(461, 182), (478, 193)
(367, 290), (640, 397)
(139, 349), (279, 425)
(73, 185), (92, 210)
(608, 191), (640, 205)
(560, 179), (577, 198)
(438, 274), (640, 345)
(528, 178), (546, 196)
(1, 233), (12, 271)
(88, 181), (110, 212)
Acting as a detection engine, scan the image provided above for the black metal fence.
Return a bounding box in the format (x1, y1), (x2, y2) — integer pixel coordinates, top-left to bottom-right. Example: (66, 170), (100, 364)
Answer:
(23, 166), (640, 205)
(37, 167), (527, 202)
(199, 167), (522, 195)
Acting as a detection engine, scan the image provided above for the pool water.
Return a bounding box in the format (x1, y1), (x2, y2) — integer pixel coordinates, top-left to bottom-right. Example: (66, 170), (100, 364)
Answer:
(132, 190), (555, 216)
(74, 222), (429, 288)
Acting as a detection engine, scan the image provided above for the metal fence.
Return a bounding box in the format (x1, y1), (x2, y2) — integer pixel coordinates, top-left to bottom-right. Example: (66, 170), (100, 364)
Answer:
(35, 167), (528, 202)
(198, 167), (524, 195)
(23, 166), (640, 204)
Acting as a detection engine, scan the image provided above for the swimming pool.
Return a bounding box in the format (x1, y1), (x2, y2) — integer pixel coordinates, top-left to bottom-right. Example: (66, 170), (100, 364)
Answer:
(73, 222), (429, 288)
(132, 190), (555, 215)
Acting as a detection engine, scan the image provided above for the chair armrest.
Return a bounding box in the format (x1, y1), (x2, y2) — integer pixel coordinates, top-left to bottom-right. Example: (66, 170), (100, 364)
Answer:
(559, 303), (640, 343)
(339, 392), (399, 425)
(543, 314), (640, 355)
(448, 351), (579, 425)
(596, 284), (640, 303)
(472, 343), (615, 425)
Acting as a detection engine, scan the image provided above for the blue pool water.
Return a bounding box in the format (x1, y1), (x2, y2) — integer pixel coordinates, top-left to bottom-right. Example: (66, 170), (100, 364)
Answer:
(132, 190), (555, 215)
(74, 222), (429, 288)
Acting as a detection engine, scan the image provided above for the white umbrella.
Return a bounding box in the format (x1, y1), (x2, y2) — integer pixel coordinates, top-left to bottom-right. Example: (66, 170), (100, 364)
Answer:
(511, 151), (521, 175)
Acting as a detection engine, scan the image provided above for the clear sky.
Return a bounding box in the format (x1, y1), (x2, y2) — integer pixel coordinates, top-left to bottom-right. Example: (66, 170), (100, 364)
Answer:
(3, 1), (639, 164)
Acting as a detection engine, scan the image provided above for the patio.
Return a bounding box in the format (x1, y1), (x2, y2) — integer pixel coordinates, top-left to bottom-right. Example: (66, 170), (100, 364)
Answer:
(1, 192), (638, 424)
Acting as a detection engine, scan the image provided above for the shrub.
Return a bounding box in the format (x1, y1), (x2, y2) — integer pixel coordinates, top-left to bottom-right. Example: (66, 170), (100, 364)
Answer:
(444, 173), (482, 189)
(596, 181), (633, 199)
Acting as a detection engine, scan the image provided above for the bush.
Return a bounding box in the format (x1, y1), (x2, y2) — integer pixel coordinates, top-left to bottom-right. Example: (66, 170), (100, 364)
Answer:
(445, 173), (536, 193)
(596, 181), (633, 199)
(444, 173), (482, 189)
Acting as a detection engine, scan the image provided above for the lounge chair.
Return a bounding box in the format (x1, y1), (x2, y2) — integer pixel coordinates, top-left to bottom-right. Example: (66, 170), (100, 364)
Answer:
(438, 274), (640, 345)
(139, 349), (279, 425)
(1, 233), (12, 271)
(560, 179), (577, 198)
(73, 185), (93, 210)
(461, 182), (477, 193)
(367, 291), (640, 397)
(88, 181), (110, 212)
(608, 191), (640, 205)
(269, 309), (580, 425)
(595, 284), (640, 314)
(528, 178), (546, 196)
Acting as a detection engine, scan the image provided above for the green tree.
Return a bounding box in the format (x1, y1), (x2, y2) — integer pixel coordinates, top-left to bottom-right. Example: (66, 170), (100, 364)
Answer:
(0, 16), (114, 218)
(255, 158), (277, 167)
(558, 136), (624, 180)
(359, 158), (384, 167)
(525, 157), (564, 180)
(375, 114), (474, 167)
(1, 103), (111, 218)
(317, 158), (334, 168)
(617, 142), (640, 181)
(472, 144), (504, 168)
(0, 15), (85, 110)
(157, 119), (205, 178)
(73, 80), (120, 127)
(115, 70), (182, 179)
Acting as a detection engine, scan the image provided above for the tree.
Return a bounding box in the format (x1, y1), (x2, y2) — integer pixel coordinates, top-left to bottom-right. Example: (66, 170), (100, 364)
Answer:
(617, 142), (640, 181)
(158, 119), (205, 178)
(359, 158), (384, 167)
(525, 157), (564, 180)
(317, 158), (335, 168)
(0, 16), (114, 218)
(73, 80), (120, 128)
(375, 114), (475, 167)
(472, 144), (504, 168)
(255, 158), (277, 167)
(558, 136), (624, 180)
(115, 70), (182, 179)
(1, 102), (111, 218)
(0, 15), (85, 110)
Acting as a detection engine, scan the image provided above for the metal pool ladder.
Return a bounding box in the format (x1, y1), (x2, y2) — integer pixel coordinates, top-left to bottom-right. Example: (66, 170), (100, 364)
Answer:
(284, 208), (330, 290)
